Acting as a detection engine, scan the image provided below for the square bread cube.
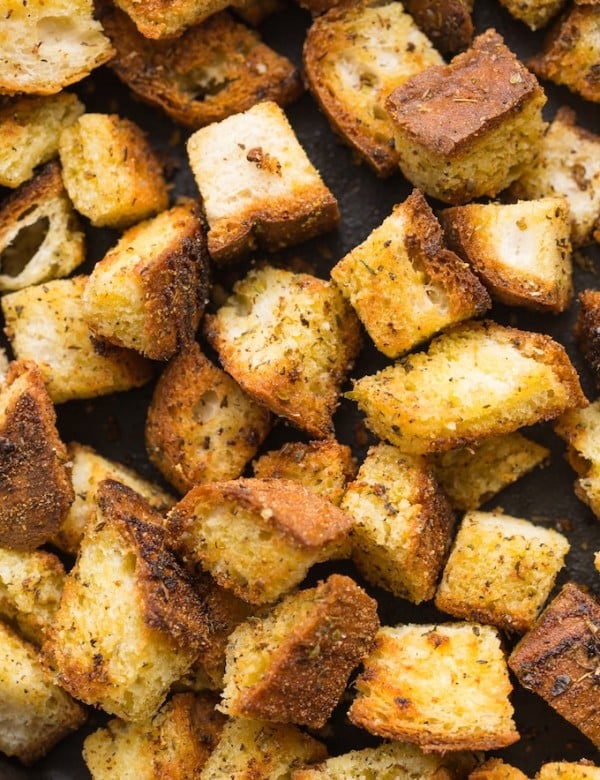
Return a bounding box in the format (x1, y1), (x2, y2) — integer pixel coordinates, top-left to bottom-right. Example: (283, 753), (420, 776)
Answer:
(498, 0), (567, 30)
(2, 276), (153, 403)
(348, 320), (586, 454)
(555, 399), (600, 519)
(402, 0), (474, 55)
(435, 510), (570, 632)
(348, 622), (519, 751)
(509, 582), (600, 749)
(440, 197), (572, 313)
(538, 762), (600, 780)
(341, 443), (455, 603)
(469, 758), (529, 780)
(114, 0), (230, 38)
(575, 290), (600, 388)
(331, 189), (490, 357)
(220, 574), (379, 727)
(206, 265), (361, 438)
(187, 101), (339, 263)
(384, 30), (547, 204)
(303, 0), (444, 176)
(59, 113), (168, 229)
(146, 343), (272, 495)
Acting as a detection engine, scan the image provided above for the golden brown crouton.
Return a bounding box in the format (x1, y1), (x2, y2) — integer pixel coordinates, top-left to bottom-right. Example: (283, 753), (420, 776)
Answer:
(113, 0), (231, 38)
(0, 93), (84, 188)
(205, 265), (361, 438)
(555, 400), (600, 519)
(43, 480), (210, 721)
(440, 197), (573, 313)
(341, 443), (455, 604)
(233, 0), (285, 25)
(498, 0), (567, 30)
(403, 0), (474, 55)
(220, 574), (379, 727)
(168, 478), (353, 605)
(0, 360), (74, 550)
(145, 343), (272, 495)
(303, 0), (444, 176)
(348, 320), (586, 455)
(469, 758), (529, 780)
(509, 582), (600, 749)
(187, 102), (339, 263)
(59, 113), (169, 229)
(576, 290), (600, 387)
(100, 7), (302, 129)
(538, 762), (600, 780)
(2, 276), (153, 403)
(331, 190), (490, 357)
(349, 622), (519, 751)
(253, 439), (356, 506)
(0, 161), (85, 292)
(435, 510), (570, 632)
(385, 30), (547, 204)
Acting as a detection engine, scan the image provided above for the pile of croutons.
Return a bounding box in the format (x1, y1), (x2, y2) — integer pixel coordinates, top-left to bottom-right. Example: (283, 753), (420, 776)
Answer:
(0, 0), (599, 777)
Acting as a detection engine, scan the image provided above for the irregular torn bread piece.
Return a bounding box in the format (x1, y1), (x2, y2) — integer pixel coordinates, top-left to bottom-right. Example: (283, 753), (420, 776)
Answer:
(497, 0), (567, 30)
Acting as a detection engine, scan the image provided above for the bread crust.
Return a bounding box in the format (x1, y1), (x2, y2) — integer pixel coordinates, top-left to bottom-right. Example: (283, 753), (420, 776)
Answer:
(403, 0), (474, 54)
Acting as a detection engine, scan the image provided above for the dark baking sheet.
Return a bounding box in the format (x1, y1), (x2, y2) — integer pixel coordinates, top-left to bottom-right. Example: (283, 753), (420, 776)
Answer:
(1, 1), (600, 777)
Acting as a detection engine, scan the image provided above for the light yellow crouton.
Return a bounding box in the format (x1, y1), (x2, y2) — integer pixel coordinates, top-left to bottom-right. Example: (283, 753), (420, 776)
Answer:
(538, 762), (600, 780)
(498, 0), (567, 30)
(114, 0), (231, 38)
(555, 400), (600, 519)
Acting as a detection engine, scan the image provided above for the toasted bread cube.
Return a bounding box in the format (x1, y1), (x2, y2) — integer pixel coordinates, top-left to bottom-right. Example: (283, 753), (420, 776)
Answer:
(2, 276), (153, 403)
(220, 574), (379, 727)
(52, 442), (175, 555)
(385, 30), (547, 204)
(206, 266), (361, 438)
(498, 0), (566, 29)
(233, 0), (285, 26)
(509, 582), (600, 748)
(349, 622), (518, 751)
(538, 763), (600, 780)
(430, 432), (549, 511)
(303, 1), (444, 177)
(187, 102), (339, 263)
(341, 443), (454, 603)
(528, 5), (600, 103)
(469, 758), (529, 780)
(348, 320), (586, 455)
(440, 197), (572, 313)
(201, 716), (327, 778)
(168, 479), (353, 605)
(114, 0), (231, 38)
(83, 693), (225, 779)
(576, 291), (600, 388)
(59, 113), (168, 229)
(331, 190), (490, 357)
(0, 93), (84, 188)
(435, 510), (569, 632)
(100, 7), (302, 129)
(253, 440), (356, 506)
(555, 400), (600, 519)
(510, 107), (600, 246)
(0, 161), (85, 292)
(403, 0), (474, 55)
(0, 0), (113, 95)
(146, 343), (272, 495)
(43, 480), (210, 721)
(0, 360), (73, 550)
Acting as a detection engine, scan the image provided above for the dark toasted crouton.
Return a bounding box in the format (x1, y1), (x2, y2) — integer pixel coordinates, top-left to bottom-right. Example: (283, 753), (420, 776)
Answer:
(403, 0), (474, 54)
(575, 290), (600, 387)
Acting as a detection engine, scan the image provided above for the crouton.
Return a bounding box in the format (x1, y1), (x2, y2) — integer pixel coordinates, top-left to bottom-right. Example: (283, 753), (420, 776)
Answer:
(52, 442), (175, 555)
(349, 622), (519, 751)
(233, 0), (284, 26)
(341, 443), (455, 603)
(0, 161), (85, 292)
(0, 547), (65, 646)
(348, 320), (586, 455)
(83, 692), (225, 779)
(303, 0), (444, 176)
(430, 432), (549, 511)
(205, 265), (361, 438)
(497, 0), (567, 30)
(187, 101), (339, 263)
(59, 113), (169, 229)
(538, 762), (600, 780)
(469, 758), (529, 780)
(168, 478), (353, 605)
(331, 190), (490, 357)
(113, 0), (231, 39)
(510, 107), (600, 246)
(201, 716), (327, 778)
(509, 582), (600, 749)
(82, 201), (208, 361)
(575, 290), (600, 387)
(402, 0), (474, 55)
(2, 276), (153, 403)
(100, 7), (302, 129)
(385, 30), (547, 204)
(145, 343), (272, 495)
(435, 510), (570, 632)
(440, 197), (572, 313)
(555, 399), (600, 519)
(253, 439), (356, 506)
(43, 480), (210, 721)
(0, 0), (114, 95)
(528, 5), (600, 103)
(220, 574), (379, 727)
(0, 360), (74, 550)
(0, 620), (86, 765)
(0, 93), (84, 188)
